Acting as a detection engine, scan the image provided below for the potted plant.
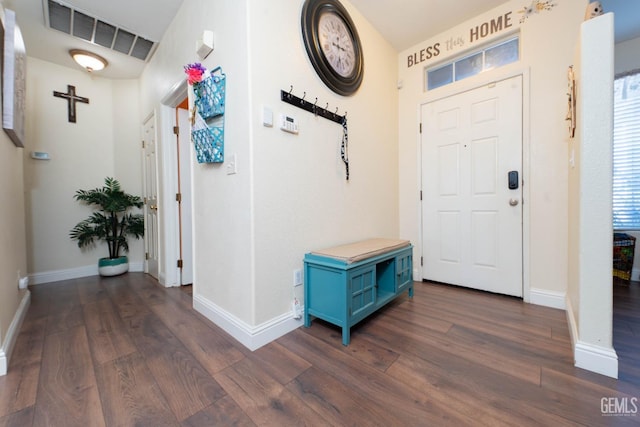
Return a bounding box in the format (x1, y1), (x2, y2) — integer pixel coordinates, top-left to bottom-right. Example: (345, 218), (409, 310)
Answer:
(70, 177), (144, 276)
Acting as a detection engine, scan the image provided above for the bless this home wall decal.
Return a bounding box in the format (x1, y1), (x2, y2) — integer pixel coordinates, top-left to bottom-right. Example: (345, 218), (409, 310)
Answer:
(406, 0), (558, 69)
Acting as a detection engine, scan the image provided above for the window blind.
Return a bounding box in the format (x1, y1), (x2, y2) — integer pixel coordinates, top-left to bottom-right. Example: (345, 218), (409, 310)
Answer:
(613, 71), (640, 230)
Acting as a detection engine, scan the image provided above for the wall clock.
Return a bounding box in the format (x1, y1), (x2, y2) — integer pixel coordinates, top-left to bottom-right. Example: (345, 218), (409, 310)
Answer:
(301, 0), (364, 96)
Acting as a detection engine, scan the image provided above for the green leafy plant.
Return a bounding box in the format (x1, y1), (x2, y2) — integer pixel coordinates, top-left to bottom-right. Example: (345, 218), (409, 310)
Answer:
(70, 177), (144, 259)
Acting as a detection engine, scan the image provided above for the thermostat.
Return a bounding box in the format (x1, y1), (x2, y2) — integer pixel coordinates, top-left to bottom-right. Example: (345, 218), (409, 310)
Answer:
(280, 114), (298, 134)
(31, 151), (50, 160)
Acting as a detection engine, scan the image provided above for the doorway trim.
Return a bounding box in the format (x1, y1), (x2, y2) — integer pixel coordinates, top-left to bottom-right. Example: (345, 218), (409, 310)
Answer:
(418, 66), (532, 303)
(155, 79), (189, 287)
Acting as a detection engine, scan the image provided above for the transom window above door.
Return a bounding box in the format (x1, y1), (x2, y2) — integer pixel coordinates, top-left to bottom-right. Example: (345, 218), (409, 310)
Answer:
(426, 36), (520, 91)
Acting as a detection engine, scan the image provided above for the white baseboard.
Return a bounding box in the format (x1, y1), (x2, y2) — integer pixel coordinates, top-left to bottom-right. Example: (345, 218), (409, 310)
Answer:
(29, 262), (145, 285)
(529, 288), (566, 310)
(574, 341), (618, 378)
(565, 297), (618, 379)
(193, 294), (303, 351)
(0, 290), (31, 376)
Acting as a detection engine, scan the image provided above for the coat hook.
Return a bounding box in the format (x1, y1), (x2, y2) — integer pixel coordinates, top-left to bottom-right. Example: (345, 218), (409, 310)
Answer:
(289, 85), (293, 95)
(335, 107), (339, 114)
(314, 97), (318, 106)
(301, 91), (306, 103)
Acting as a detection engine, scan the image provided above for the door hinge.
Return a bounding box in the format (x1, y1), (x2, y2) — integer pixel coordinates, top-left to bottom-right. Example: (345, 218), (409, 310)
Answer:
(177, 259), (183, 268)
(420, 190), (423, 201)
(143, 197), (148, 204)
(419, 123), (422, 134)
(145, 252), (149, 260)
(176, 193), (182, 203)
(173, 126), (179, 135)
(142, 140), (145, 149)
(421, 256), (423, 266)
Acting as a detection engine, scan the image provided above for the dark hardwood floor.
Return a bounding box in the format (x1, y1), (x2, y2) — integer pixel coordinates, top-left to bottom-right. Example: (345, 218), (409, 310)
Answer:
(1, 273), (639, 426)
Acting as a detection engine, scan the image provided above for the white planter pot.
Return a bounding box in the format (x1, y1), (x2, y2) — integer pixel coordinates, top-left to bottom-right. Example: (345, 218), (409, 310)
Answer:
(98, 256), (129, 277)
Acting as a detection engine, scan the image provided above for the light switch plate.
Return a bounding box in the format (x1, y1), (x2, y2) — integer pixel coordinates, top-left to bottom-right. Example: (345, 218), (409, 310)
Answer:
(262, 106), (273, 127)
(226, 153), (237, 175)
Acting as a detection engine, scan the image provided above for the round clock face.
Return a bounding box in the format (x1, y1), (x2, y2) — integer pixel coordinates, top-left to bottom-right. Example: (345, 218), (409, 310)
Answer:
(318, 12), (356, 78)
(301, 0), (364, 96)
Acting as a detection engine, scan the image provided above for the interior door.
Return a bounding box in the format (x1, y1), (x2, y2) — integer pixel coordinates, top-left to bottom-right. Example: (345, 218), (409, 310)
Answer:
(421, 75), (523, 297)
(143, 115), (159, 279)
(177, 105), (193, 285)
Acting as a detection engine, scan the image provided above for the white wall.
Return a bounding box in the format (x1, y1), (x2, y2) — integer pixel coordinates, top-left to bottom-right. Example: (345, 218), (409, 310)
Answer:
(24, 58), (143, 282)
(140, 0), (398, 346)
(567, 13), (617, 378)
(398, 0), (586, 304)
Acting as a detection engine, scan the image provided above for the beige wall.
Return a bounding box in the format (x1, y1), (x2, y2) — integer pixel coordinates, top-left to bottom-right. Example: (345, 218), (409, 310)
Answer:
(398, 0), (586, 302)
(24, 58), (143, 281)
(249, 0), (399, 324)
(0, 3), (28, 373)
(0, 115), (28, 360)
(140, 0), (399, 333)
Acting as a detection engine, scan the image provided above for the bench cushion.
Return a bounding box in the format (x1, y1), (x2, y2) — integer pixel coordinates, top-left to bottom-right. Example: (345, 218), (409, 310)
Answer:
(310, 238), (411, 264)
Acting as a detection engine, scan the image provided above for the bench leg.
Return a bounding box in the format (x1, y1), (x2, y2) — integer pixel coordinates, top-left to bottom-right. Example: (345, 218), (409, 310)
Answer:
(304, 310), (311, 328)
(408, 284), (414, 299)
(342, 327), (350, 346)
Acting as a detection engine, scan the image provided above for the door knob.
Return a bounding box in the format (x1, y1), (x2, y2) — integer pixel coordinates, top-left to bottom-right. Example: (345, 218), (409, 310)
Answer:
(150, 204), (157, 211)
(509, 198), (519, 206)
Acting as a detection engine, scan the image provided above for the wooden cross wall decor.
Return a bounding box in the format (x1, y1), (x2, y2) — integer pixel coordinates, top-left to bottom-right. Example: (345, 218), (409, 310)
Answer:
(53, 85), (89, 123)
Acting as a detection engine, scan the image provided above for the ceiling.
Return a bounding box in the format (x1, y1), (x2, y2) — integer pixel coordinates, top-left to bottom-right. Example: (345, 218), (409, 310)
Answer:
(5, 0), (640, 80)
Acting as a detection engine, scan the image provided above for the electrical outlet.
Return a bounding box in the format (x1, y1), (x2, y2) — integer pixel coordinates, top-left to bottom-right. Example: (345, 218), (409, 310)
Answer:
(293, 269), (303, 286)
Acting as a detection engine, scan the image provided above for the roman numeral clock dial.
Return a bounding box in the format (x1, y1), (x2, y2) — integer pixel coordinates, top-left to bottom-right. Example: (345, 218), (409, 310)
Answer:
(301, 0), (364, 96)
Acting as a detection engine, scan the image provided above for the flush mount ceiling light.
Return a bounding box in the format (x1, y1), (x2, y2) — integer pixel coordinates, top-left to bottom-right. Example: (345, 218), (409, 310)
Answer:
(70, 49), (108, 72)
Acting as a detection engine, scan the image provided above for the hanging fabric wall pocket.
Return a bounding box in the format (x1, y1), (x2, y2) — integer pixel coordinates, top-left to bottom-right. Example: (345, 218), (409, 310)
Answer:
(192, 112), (224, 163)
(192, 66), (226, 119)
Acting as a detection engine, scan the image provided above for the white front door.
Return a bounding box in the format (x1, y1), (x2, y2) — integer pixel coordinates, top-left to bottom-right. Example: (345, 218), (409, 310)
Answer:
(421, 75), (523, 297)
(143, 115), (159, 279)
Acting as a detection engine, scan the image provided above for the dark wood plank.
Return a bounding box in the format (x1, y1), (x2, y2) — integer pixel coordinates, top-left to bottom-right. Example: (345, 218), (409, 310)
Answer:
(181, 396), (256, 427)
(247, 342), (311, 385)
(213, 357), (329, 426)
(279, 329), (478, 425)
(83, 298), (137, 365)
(125, 312), (226, 421)
(94, 352), (180, 426)
(359, 305), (543, 385)
(0, 406), (34, 427)
(386, 352), (578, 427)
(0, 317), (46, 419)
(302, 318), (401, 372)
(1, 274), (638, 426)
(286, 366), (405, 427)
(150, 301), (245, 376)
(33, 326), (105, 427)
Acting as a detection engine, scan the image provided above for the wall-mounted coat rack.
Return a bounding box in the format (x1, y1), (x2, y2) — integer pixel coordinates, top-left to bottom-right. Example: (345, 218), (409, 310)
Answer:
(280, 86), (350, 180)
(280, 88), (345, 125)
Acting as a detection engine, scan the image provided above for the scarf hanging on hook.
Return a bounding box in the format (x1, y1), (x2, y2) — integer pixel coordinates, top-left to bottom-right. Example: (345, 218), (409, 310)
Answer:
(341, 116), (349, 181)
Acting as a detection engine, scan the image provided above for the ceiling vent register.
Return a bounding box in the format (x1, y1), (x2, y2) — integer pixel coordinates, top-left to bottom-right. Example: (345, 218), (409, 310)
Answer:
(45, 0), (156, 61)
